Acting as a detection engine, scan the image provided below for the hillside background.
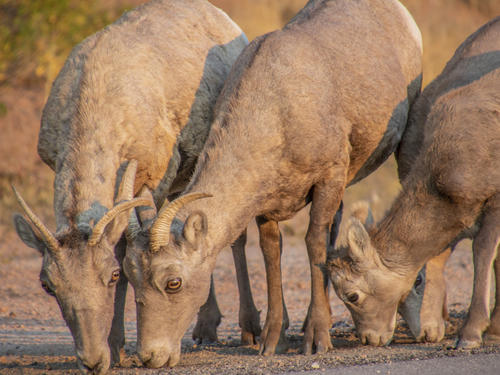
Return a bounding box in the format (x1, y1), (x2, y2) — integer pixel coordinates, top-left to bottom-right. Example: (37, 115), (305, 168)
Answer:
(1, 0), (499, 238)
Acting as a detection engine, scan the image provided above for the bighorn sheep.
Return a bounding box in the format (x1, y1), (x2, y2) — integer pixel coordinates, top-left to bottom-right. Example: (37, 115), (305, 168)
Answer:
(12, 0), (250, 373)
(349, 201), (451, 343)
(122, 0), (422, 366)
(327, 17), (500, 348)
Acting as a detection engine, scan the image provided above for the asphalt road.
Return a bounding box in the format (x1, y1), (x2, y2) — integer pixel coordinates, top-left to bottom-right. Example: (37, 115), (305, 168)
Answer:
(294, 352), (500, 375)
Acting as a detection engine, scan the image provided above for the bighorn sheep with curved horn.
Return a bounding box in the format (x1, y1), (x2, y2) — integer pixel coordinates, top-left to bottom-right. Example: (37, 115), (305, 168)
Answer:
(12, 0), (251, 373)
(121, 0), (423, 366)
(328, 16), (500, 348)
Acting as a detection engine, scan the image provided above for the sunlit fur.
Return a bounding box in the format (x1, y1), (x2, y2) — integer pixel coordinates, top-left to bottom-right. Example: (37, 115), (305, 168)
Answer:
(13, 1), (247, 374)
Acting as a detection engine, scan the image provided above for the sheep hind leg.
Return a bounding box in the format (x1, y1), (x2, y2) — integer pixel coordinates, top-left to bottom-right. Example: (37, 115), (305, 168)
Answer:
(484, 248), (500, 343)
(192, 275), (222, 344)
(457, 199), (500, 348)
(257, 216), (289, 355)
(231, 230), (262, 345)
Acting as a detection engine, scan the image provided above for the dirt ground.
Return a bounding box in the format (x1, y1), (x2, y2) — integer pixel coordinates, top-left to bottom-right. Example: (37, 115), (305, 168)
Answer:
(1, 205), (499, 374)
(1, 1), (500, 373)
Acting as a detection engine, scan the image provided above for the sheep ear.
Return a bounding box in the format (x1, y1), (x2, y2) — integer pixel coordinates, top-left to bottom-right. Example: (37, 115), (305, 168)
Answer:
(350, 200), (375, 231)
(183, 212), (207, 248)
(346, 217), (372, 263)
(13, 214), (46, 254)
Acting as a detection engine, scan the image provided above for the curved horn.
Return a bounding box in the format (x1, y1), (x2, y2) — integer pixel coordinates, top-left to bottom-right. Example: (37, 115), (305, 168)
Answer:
(117, 160), (138, 202)
(88, 197), (152, 246)
(150, 193), (212, 253)
(11, 185), (60, 252)
(127, 187), (156, 241)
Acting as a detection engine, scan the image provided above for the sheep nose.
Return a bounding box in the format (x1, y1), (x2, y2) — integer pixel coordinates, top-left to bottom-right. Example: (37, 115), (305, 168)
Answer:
(139, 350), (166, 368)
(139, 348), (179, 368)
(76, 348), (110, 375)
(77, 356), (107, 375)
(360, 330), (393, 346)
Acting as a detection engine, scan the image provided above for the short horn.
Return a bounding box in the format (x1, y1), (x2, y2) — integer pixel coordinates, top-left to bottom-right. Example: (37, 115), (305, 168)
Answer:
(11, 185), (60, 252)
(150, 193), (212, 253)
(88, 198), (152, 246)
(116, 160), (138, 202)
(127, 187), (156, 241)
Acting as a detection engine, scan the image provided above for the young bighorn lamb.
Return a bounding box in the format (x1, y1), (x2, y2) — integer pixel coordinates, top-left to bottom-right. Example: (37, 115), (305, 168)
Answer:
(328, 17), (500, 348)
(12, 1), (250, 373)
(349, 201), (451, 343)
(122, 0), (422, 366)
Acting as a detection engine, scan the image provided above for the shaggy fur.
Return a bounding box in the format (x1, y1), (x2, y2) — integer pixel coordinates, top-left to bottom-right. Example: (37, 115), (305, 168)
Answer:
(13, 1), (247, 374)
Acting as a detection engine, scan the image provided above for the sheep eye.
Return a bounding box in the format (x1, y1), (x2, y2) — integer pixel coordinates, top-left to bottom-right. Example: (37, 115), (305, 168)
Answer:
(110, 270), (121, 284)
(347, 293), (359, 304)
(166, 278), (182, 293)
(41, 281), (55, 296)
(414, 274), (423, 288)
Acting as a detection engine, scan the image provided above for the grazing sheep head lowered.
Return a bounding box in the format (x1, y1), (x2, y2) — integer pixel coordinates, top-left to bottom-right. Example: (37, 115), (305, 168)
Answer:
(346, 200), (447, 343)
(124, 191), (213, 368)
(327, 217), (418, 346)
(10, 0), (249, 372)
(13, 161), (151, 374)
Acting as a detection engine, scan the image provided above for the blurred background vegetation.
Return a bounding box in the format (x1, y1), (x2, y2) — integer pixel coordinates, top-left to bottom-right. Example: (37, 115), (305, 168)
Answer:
(1, 0), (499, 235)
(0, 0), (121, 88)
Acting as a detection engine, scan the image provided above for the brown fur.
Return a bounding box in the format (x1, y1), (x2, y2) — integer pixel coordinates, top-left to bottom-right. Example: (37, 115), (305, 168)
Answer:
(126, 0), (422, 365)
(13, 1), (247, 373)
(329, 17), (500, 348)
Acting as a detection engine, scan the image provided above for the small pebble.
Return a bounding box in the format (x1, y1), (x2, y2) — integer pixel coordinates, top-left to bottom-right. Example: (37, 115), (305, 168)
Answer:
(311, 362), (320, 369)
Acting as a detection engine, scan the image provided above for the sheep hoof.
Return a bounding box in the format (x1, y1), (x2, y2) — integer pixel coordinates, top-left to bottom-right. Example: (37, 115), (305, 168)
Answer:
(455, 338), (481, 349)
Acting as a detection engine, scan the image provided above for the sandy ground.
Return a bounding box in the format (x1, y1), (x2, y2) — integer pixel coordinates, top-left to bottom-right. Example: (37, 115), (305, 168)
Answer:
(1, 3), (499, 372)
(0, 206), (499, 374)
